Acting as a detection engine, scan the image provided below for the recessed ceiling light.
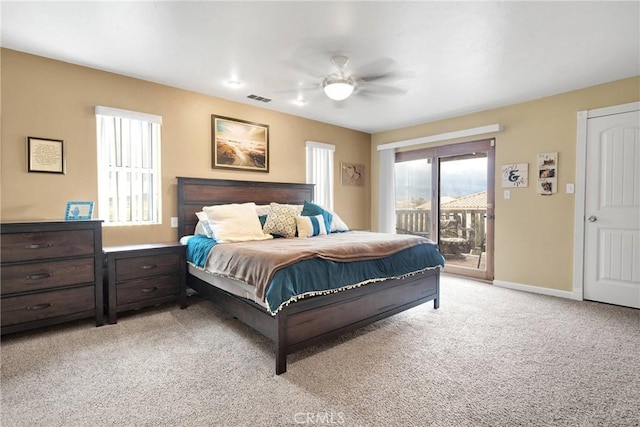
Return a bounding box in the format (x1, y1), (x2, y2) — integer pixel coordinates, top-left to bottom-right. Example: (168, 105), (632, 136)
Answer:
(226, 80), (241, 88)
(293, 98), (307, 106)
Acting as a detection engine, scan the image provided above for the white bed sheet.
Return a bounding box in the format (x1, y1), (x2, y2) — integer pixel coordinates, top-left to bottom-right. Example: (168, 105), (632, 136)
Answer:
(188, 264), (268, 309)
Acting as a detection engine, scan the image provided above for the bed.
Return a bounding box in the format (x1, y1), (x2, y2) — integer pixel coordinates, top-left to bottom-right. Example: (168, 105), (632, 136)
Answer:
(177, 177), (443, 374)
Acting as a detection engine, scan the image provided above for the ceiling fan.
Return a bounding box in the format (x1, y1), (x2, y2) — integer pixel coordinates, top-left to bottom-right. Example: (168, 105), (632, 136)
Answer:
(284, 55), (413, 102)
(322, 56), (357, 101)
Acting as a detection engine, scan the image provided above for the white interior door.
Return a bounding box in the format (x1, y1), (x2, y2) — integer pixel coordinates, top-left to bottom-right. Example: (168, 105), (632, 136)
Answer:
(584, 110), (640, 308)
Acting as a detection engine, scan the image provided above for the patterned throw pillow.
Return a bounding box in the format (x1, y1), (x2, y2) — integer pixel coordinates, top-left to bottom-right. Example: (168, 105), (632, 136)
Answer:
(296, 214), (328, 237)
(263, 203), (298, 238)
(300, 200), (333, 233)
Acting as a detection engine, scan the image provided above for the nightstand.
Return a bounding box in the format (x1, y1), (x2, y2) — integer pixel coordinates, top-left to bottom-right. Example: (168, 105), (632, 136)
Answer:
(103, 242), (186, 324)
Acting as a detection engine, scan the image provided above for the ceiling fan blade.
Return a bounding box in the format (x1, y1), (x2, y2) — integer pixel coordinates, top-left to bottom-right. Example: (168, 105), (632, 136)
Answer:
(357, 84), (409, 96)
(350, 57), (415, 84)
(357, 69), (416, 83)
(281, 58), (327, 79)
(351, 57), (396, 76)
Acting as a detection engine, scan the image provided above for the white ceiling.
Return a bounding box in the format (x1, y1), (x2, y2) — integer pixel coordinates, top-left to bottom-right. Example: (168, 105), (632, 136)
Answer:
(2, 1), (639, 134)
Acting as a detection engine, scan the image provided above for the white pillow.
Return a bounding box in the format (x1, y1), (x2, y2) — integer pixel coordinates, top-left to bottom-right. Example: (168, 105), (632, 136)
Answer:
(329, 212), (349, 232)
(255, 204), (271, 217)
(195, 211), (215, 238)
(296, 214), (328, 238)
(202, 203), (273, 243)
(263, 203), (298, 238)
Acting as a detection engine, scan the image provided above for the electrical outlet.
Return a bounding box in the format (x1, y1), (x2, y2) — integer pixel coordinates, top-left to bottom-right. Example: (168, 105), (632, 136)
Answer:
(170, 217), (178, 228)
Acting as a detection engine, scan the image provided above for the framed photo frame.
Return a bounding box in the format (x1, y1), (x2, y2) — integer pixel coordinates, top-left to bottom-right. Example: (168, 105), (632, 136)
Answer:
(211, 115), (269, 173)
(65, 201), (94, 221)
(27, 136), (65, 174)
(341, 162), (365, 186)
(537, 152), (558, 195)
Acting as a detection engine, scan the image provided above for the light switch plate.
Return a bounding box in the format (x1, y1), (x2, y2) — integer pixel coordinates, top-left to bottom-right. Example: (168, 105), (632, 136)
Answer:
(170, 217), (178, 228)
(504, 190), (511, 200)
(566, 183), (575, 194)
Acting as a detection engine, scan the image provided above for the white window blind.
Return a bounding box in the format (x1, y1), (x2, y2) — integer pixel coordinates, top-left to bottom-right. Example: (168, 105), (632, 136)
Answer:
(96, 106), (162, 225)
(305, 140), (335, 210)
(378, 148), (396, 233)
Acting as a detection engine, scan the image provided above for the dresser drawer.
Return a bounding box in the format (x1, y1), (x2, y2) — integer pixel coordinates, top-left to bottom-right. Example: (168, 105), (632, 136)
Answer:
(115, 254), (181, 281)
(1, 230), (95, 262)
(1, 258), (95, 295)
(1, 286), (95, 327)
(116, 275), (181, 306)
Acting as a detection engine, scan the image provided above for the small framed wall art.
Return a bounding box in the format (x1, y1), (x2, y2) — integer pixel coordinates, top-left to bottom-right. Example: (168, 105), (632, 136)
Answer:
(65, 201), (94, 221)
(537, 152), (558, 195)
(27, 136), (65, 174)
(341, 162), (365, 186)
(501, 163), (528, 187)
(211, 115), (269, 172)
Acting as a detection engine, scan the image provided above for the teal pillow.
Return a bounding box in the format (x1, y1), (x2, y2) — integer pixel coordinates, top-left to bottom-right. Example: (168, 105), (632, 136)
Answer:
(258, 214), (267, 228)
(301, 200), (333, 233)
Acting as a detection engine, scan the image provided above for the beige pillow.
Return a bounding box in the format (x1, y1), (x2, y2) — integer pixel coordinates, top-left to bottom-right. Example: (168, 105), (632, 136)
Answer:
(202, 203), (272, 243)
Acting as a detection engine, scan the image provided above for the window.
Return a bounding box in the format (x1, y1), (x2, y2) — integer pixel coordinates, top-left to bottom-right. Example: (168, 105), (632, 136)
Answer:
(305, 141), (335, 210)
(96, 106), (162, 225)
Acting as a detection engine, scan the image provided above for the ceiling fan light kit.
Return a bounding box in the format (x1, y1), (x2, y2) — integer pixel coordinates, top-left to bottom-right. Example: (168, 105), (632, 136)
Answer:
(322, 75), (355, 101)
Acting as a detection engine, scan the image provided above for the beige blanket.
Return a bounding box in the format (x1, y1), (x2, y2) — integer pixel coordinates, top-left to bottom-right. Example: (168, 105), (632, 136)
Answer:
(203, 231), (429, 301)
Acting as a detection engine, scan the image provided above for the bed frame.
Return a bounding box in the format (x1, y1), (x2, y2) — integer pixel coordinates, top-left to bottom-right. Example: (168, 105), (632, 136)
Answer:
(177, 177), (440, 374)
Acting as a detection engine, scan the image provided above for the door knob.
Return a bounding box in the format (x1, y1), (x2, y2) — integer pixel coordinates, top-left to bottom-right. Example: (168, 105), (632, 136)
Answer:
(588, 215), (597, 222)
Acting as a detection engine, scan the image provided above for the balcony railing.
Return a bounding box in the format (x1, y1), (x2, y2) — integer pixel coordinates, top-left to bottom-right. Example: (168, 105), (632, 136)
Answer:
(395, 208), (486, 249)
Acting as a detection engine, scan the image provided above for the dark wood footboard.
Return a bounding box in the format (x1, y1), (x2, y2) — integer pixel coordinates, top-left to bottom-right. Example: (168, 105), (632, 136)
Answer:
(188, 266), (439, 374)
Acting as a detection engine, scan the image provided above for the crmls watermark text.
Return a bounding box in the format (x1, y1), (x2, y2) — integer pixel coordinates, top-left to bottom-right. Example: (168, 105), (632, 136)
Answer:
(293, 411), (345, 425)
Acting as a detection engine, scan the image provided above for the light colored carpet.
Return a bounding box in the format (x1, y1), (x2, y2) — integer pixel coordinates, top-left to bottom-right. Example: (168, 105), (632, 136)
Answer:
(1, 275), (638, 426)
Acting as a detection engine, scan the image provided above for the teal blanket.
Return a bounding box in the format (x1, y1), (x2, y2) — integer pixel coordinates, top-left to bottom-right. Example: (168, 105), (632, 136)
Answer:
(186, 235), (217, 267)
(266, 242), (444, 314)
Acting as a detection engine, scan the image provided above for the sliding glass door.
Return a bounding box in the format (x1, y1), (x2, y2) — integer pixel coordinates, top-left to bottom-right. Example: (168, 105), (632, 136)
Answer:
(394, 139), (495, 280)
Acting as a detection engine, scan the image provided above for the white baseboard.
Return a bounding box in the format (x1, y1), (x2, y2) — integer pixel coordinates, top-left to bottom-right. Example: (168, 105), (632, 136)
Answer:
(493, 280), (583, 301)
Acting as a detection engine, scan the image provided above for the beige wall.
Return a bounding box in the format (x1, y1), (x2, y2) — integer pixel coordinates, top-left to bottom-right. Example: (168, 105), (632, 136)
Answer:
(371, 76), (640, 292)
(3, 48), (638, 294)
(0, 49), (371, 246)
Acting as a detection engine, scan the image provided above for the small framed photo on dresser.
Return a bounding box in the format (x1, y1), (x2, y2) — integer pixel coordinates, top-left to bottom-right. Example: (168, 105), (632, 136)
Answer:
(65, 201), (94, 221)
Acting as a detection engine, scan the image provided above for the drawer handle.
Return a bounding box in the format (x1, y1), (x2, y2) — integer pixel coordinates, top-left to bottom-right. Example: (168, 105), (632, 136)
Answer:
(140, 264), (157, 270)
(26, 272), (53, 281)
(140, 286), (159, 294)
(27, 303), (53, 311)
(25, 243), (53, 249)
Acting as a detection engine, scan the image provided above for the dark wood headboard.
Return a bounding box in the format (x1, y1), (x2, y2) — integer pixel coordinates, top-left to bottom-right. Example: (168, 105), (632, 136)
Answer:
(176, 177), (315, 237)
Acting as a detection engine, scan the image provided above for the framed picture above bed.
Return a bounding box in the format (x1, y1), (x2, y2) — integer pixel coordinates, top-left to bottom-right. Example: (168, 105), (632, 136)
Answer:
(211, 115), (269, 172)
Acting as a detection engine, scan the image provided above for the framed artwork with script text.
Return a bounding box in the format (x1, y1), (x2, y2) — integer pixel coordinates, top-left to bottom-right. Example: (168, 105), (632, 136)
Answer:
(28, 136), (65, 174)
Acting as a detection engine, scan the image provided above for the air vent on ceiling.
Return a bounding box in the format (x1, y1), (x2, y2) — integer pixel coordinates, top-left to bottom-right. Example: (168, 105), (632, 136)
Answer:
(247, 94), (272, 103)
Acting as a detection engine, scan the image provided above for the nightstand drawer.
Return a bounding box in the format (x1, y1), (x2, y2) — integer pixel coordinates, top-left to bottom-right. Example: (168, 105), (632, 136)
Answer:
(1, 230), (95, 263)
(1, 258), (95, 295)
(116, 275), (181, 306)
(115, 254), (181, 281)
(1, 286), (95, 327)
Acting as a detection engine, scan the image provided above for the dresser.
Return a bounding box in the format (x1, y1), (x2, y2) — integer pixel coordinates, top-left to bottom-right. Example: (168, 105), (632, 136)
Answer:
(1, 220), (104, 335)
(103, 243), (186, 324)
